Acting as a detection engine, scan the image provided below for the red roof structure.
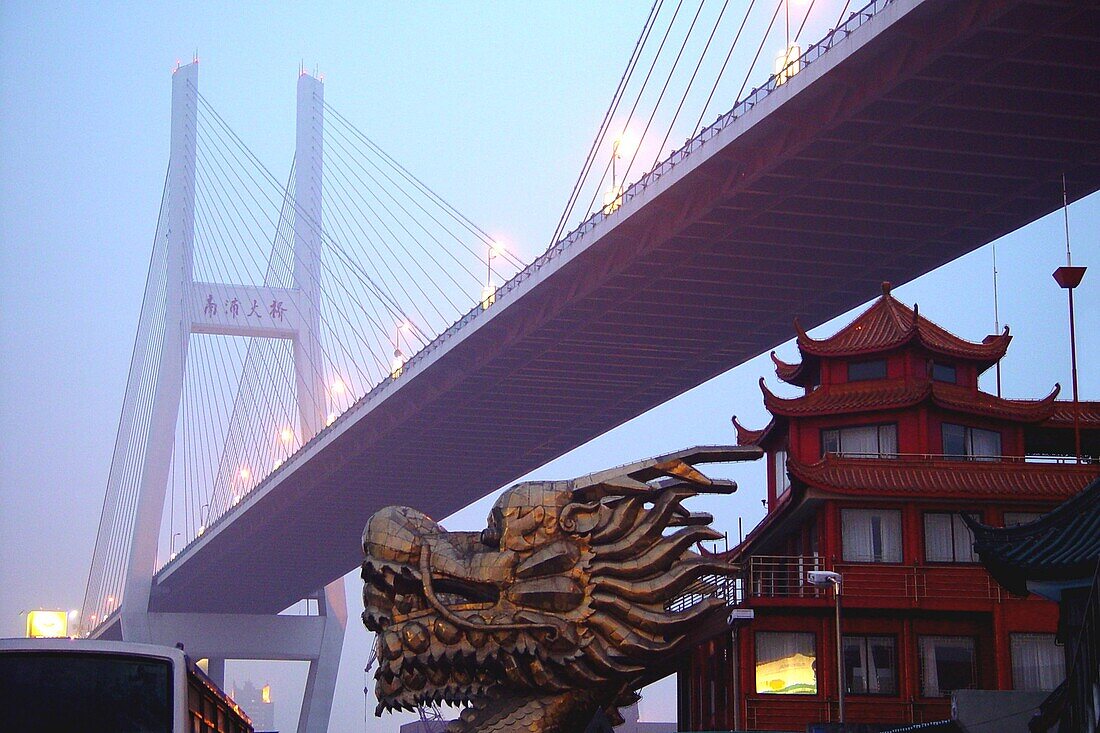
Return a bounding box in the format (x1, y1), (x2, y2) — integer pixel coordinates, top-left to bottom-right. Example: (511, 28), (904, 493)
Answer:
(759, 378), (1059, 421)
(773, 282), (1011, 387)
(681, 285), (1099, 733)
(788, 454), (1097, 500)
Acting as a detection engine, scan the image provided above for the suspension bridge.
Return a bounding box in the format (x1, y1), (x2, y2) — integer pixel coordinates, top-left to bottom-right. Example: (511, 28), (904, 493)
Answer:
(79, 0), (1100, 730)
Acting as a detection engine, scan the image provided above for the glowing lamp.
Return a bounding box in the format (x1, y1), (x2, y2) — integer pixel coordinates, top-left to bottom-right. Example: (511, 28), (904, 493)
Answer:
(774, 45), (802, 85)
(26, 610), (68, 638)
(612, 130), (636, 160)
(391, 350), (407, 379)
(481, 284), (497, 310)
(330, 379), (346, 395)
(326, 413), (337, 426)
(280, 428), (294, 444)
(238, 467), (251, 480)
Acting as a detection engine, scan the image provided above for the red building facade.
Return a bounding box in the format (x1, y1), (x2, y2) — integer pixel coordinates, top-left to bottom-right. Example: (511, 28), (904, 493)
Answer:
(679, 284), (1100, 731)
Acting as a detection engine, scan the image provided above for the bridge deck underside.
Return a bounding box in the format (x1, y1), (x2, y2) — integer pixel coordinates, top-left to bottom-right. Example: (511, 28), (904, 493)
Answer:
(152, 0), (1100, 615)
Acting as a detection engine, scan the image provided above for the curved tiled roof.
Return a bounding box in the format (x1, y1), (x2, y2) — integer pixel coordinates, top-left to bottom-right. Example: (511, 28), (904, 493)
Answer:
(770, 351), (817, 387)
(931, 382), (1060, 421)
(790, 282), (1011, 367)
(732, 415), (783, 447)
(788, 454), (1099, 500)
(760, 378), (1059, 422)
(1046, 400), (1100, 427)
(732, 415), (768, 446)
(964, 477), (1100, 596)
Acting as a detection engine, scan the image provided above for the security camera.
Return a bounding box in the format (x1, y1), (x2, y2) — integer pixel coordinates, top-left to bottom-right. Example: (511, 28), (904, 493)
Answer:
(806, 570), (842, 587)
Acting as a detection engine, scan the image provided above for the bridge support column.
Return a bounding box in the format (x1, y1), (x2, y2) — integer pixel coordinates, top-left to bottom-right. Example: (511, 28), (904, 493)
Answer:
(119, 58), (198, 644)
(298, 579), (347, 733)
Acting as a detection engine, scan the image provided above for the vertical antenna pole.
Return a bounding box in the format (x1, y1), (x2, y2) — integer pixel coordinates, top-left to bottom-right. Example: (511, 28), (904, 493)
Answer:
(1063, 174), (1072, 267)
(993, 244), (1001, 397)
(1052, 175), (1086, 464)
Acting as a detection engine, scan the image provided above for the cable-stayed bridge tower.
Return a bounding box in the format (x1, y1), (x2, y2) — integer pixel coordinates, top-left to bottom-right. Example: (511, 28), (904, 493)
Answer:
(88, 63), (345, 733)
(82, 56), (519, 732)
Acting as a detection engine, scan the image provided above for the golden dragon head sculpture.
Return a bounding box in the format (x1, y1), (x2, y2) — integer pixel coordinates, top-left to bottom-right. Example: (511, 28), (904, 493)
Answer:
(361, 446), (759, 732)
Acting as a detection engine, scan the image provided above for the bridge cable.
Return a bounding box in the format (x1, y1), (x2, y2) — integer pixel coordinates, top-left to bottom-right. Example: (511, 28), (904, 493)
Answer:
(548, 0), (665, 249)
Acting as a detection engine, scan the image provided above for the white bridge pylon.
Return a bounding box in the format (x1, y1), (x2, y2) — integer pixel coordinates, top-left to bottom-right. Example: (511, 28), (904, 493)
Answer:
(109, 62), (346, 733)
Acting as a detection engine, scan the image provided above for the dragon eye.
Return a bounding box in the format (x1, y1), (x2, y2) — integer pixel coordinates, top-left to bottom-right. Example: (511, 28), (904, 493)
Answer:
(480, 527), (500, 548)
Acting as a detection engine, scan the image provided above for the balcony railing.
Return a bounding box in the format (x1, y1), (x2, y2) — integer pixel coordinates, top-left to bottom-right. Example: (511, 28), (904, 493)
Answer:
(745, 696), (950, 729)
(667, 574), (744, 614)
(834, 451), (1094, 464)
(667, 552), (1014, 616)
(747, 555), (1004, 604)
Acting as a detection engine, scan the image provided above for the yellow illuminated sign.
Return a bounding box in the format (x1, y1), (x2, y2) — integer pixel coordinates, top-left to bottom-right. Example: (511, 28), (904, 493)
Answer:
(261, 684), (271, 703)
(26, 610), (68, 638)
(755, 652), (818, 694)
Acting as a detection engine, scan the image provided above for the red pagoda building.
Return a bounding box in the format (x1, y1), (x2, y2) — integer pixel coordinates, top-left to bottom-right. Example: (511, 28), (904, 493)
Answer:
(679, 283), (1100, 731)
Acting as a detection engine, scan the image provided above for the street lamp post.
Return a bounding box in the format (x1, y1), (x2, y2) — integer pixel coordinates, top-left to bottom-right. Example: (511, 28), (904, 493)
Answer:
(808, 570), (844, 724)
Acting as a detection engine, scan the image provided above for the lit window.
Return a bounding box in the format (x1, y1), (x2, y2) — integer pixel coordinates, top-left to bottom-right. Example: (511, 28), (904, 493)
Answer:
(1004, 512), (1043, 527)
(843, 635), (897, 695)
(942, 423), (1001, 461)
(755, 632), (817, 694)
(932, 362), (957, 383)
(919, 636), (976, 697)
(842, 508), (902, 563)
(1011, 634), (1064, 691)
(848, 359), (887, 381)
(924, 512), (979, 563)
(822, 424), (897, 458)
(774, 449), (790, 497)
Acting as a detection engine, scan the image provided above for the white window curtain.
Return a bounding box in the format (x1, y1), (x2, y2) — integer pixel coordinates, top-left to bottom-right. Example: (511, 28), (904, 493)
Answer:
(919, 636), (976, 697)
(951, 514), (977, 562)
(842, 426), (879, 456)
(924, 514), (954, 562)
(775, 449), (790, 496)
(925, 513), (978, 562)
(969, 428), (1001, 461)
(877, 424), (898, 455)
(1011, 634), (1064, 691)
(842, 509), (902, 562)
(843, 636), (896, 694)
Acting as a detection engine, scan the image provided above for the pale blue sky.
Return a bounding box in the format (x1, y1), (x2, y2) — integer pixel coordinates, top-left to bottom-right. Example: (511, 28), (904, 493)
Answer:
(1, 2), (1096, 731)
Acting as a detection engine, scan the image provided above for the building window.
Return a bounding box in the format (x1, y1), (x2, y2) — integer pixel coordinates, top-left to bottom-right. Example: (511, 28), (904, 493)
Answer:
(924, 512), (979, 563)
(755, 632), (817, 694)
(942, 423), (1001, 461)
(919, 636), (976, 697)
(1011, 634), (1064, 692)
(843, 635), (897, 695)
(822, 424), (898, 458)
(841, 508), (902, 563)
(775, 449), (790, 497)
(932, 362), (957, 383)
(1004, 511), (1043, 527)
(848, 359), (887, 381)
